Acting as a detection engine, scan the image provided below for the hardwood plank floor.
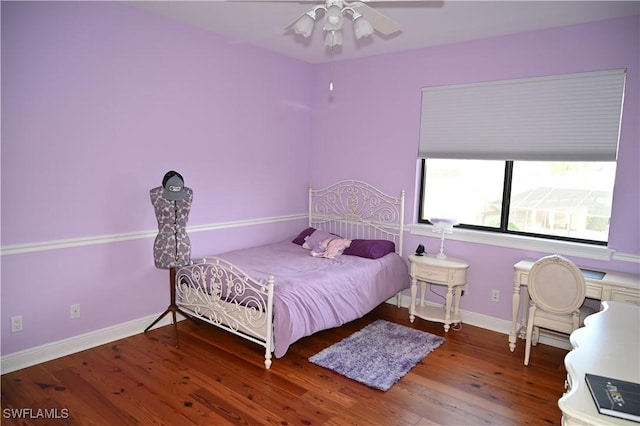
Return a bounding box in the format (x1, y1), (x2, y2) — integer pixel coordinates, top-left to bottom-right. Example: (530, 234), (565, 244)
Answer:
(1, 304), (569, 425)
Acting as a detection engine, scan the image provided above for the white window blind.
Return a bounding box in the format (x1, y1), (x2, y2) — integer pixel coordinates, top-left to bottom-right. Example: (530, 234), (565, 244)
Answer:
(418, 69), (626, 161)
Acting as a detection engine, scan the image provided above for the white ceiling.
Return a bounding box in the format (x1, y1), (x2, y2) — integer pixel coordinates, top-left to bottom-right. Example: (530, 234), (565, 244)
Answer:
(129, 0), (640, 64)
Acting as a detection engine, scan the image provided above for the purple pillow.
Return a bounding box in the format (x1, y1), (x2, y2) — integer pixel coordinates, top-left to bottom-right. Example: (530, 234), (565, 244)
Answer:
(343, 239), (396, 259)
(302, 230), (335, 250)
(292, 227), (315, 245)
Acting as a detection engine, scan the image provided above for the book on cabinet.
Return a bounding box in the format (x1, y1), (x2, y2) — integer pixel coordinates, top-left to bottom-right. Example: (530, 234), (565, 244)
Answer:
(585, 373), (640, 423)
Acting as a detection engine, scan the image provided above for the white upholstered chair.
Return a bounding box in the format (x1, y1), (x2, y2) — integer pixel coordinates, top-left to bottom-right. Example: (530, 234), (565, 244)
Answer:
(524, 254), (586, 366)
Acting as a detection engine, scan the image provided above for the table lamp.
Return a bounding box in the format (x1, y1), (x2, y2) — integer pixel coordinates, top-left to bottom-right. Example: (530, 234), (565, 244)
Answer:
(430, 218), (458, 259)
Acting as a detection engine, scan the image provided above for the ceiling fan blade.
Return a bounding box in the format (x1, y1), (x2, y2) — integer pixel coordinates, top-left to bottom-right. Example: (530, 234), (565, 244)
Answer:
(285, 11), (308, 29)
(353, 3), (402, 35)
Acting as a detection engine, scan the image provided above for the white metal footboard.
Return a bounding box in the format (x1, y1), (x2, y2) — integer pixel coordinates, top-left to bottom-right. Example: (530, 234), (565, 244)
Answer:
(175, 257), (275, 369)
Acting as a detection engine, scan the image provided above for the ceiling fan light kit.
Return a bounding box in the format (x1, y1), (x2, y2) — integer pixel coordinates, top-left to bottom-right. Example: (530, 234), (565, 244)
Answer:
(288, 0), (403, 92)
(290, 0), (395, 47)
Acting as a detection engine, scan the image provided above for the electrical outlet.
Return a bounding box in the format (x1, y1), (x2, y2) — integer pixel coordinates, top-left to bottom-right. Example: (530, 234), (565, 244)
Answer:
(462, 285), (468, 296)
(70, 304), (80, 319)
(11, 315), (23, 332)
(491, 289), (500, 302)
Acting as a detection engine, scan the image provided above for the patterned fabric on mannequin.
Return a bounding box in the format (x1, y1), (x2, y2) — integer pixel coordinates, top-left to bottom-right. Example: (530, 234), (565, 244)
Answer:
(150, 186), (193, 269)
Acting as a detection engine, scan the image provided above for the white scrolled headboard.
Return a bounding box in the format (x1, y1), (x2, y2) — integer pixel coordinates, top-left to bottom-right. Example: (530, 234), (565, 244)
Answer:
(308, 180), (405, 256)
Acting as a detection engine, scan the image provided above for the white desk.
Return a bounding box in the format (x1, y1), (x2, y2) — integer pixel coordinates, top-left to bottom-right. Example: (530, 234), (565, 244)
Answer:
(558, 301), (640, 425)
(510, 260), (639, 351)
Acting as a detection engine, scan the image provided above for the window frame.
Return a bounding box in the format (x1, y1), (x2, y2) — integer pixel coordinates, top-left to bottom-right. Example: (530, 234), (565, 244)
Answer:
(417, 158), (609, 246)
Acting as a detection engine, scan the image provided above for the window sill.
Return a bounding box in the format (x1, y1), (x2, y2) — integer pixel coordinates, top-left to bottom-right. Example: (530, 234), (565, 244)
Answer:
(408, 224), (615, 262)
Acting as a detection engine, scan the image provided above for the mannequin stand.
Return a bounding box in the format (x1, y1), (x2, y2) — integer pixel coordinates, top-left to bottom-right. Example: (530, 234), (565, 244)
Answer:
(144, 268), (193, 348)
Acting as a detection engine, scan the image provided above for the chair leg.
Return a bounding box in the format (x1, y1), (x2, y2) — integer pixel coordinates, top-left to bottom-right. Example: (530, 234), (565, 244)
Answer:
(532, 326), (540, 346)
(524, 305), (536, 366)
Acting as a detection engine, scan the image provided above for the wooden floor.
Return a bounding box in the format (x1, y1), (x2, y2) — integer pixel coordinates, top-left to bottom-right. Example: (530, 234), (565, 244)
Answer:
(1, 304), (569, 425)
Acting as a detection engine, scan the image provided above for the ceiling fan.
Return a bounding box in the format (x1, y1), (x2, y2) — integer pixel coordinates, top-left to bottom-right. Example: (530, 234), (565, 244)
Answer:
(286, 0), (406, 47)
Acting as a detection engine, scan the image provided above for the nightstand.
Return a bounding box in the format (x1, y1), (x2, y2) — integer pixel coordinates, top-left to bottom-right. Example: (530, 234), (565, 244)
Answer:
(409, 254), (469, 332)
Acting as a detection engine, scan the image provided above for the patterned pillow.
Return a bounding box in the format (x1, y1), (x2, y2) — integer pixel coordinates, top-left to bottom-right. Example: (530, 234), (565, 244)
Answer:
(311, 238), (352, 258)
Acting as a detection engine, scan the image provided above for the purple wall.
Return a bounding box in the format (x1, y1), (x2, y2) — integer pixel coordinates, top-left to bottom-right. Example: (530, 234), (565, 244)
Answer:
(1, 2), (312, 355)
(1, 2), (638, 356)
(310, 15), (640, 320)
(1, 2), (312, 244)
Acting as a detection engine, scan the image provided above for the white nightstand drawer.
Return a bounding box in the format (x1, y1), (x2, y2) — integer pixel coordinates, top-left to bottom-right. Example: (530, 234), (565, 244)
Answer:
(413, 267), (449, 284)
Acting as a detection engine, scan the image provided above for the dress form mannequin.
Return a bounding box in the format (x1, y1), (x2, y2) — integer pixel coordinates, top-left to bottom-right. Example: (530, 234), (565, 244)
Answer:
(150, 178), (193, 269)
(144, 171), (194, 346)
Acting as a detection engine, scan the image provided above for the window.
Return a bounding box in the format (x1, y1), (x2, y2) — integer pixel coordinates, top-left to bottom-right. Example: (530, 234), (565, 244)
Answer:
(419, 159), (616, 244)
(417, 69), (625, 245)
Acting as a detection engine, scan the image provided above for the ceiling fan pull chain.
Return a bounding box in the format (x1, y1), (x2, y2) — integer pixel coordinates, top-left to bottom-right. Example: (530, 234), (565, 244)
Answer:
(329, 47), (335, 92)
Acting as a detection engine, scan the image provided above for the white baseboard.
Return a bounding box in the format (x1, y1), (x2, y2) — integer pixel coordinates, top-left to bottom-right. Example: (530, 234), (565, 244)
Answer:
(0, 313), (185, 375)
(391, 294), (514, 333)
(389, 295), (571, 350)
(2, 298), (570, 375)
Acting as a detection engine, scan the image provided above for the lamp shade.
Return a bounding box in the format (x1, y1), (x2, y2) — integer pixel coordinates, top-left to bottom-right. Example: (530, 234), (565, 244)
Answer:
(325, 30), (343, 47)
(353, 16), (374, 39)
(293, 13), (315, 38)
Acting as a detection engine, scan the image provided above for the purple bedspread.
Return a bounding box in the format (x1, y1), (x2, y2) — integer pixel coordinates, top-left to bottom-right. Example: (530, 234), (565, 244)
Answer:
(218, 240), (410, 358)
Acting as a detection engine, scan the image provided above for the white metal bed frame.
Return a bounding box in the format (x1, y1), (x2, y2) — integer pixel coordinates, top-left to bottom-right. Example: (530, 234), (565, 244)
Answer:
(175, 180), (406, 369)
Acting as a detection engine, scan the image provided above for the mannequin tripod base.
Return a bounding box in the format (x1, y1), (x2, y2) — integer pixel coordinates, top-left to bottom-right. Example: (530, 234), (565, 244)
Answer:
(144, 268), (193, 348)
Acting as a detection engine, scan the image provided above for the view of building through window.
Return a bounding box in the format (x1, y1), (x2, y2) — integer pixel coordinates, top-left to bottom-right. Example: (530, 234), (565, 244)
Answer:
(420, 159), (616, 243)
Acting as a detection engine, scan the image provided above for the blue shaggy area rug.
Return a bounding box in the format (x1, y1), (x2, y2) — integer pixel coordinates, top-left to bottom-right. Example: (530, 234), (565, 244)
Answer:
(309, 319), (445, 391)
